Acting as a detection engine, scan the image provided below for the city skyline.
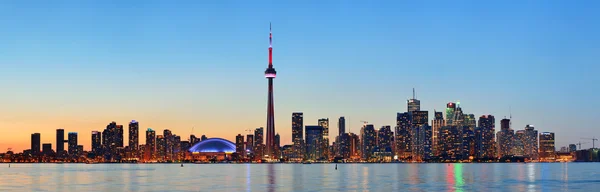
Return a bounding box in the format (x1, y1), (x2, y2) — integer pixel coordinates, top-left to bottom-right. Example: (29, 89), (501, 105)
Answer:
(1, 1), (599, 152)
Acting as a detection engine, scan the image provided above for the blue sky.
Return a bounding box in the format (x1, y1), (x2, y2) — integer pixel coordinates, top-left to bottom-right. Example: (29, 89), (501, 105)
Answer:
(0, 1), (598, 151)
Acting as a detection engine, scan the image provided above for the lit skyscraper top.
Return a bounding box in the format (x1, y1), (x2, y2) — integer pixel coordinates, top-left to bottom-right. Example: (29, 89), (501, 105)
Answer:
(407, 88), (420, 112)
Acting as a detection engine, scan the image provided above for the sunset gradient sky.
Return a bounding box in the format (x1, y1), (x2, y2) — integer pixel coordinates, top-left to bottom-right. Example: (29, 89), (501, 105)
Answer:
(1, 1), (599, 152)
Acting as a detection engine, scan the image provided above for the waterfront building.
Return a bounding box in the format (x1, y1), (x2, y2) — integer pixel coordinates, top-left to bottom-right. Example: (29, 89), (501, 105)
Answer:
(360, 124), (376, 160)
(31, 133), (41, 156)
(539, 132), (556, 161)
(305, 125), (324, 161)
(291, 112), (304, 160)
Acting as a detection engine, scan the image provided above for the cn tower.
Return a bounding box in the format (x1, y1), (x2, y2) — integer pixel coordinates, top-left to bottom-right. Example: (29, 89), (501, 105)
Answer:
(264, 23), (277, 159)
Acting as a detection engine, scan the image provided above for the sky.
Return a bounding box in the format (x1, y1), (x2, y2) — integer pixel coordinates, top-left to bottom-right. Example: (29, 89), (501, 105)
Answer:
(0, 1), (598, 152)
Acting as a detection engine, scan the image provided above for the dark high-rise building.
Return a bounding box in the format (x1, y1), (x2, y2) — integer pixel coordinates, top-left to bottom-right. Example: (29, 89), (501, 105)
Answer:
(360, 124), (376, 160)
(338, 133), (352, 159)
(412, 124), (432, 161)
(439, 126), (462, 160)
(305, 125), (324, 161)
(164, 129), (173, 160)
(501, 119), (510, 131)
(68, 132), (78, 156)
(201, 135), (207, 141)
(264, 24), (278, 159)
(116, 125), (124, 148)
(173, 135), (181, 160)
(190, 134), (199, 145)
(246, 134), (254, 153)
(411, 111), (429, 127)
(254, 127), (264, 146)
(236, 134), (245, 155)
(56, 129), (65, 154)
(318, 118), (330, 159)
(524, 125), (539, 160)
(539, 132), (556, 161)
(497, 118), (514, 158)
(31, 133), (41, 156)
(145, 128), (156, 160)
(156, 135), (166, 160)
(395, 112), (412, 158)
(463, 114), (476, 130)
(254, 127), (265, 159)
(445, 102), (456, 126)
(432, 111), (445, 156)
(42, 143), (52, 156)
(475, 115), (496, 159)
(338, 116), (346, 136)
(129, 120), (139, 152)
(462, 126), (476, 159)
(569, 144), (577, 152)
(275, 133), (281, 158)
(291, 112), (304, 160)
(514, 130), (526, 156)
(91, 131), (102, 154)
(377, 126), (393, 153)
(77, 145), (83, 156)
(407, 88), (420, 112)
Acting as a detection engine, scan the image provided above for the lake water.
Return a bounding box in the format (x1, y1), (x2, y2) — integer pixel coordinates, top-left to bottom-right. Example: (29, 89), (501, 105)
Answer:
(1, 163), (599, 191)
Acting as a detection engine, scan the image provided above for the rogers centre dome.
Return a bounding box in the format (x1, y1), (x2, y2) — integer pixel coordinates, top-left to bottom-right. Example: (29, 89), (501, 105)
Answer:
(188, 138), (236, 153)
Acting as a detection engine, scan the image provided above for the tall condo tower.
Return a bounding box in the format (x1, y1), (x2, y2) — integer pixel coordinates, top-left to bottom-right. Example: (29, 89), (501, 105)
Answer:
(264, 23), (278, 158)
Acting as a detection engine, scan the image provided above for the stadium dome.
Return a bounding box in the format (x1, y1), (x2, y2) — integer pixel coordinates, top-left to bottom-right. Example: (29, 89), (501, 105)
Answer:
(188, 138), (236, 153)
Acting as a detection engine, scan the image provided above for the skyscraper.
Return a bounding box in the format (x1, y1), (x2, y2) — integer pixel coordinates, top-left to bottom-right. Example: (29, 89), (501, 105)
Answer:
(407, 88), (420, 112)
(432, 111), (444, 156)
(92, 131), (102, 154)
(145, 128), (156, 161)
(445, 102), (456, 126)
(497, 118), (514, 158)
(246, 134), (254, 153)
(461, 126), (476, 159)
(513, 130), (526, 156)
(31, 133), (41, 156)
(338, 116), (346, 136)
(318, 118), (330, 159)
(476, 115), (496, 159)
(264, 24), (278, 159)
(291, 112), (304, 159)
(411, 111), (429, 127)
(412, 124), (432, 161)
(360, 124), (376, 160)
(410, 110), (428, 159)
(275, 133), (281, 158)
(56, 129), (65, 155)
(539, 132), (556, 161)
(439, 125), (462, 160)
(116, 124), (124, 148)
(305, 125), (324, 161)
(338, 133), (352, 159)
(254, 127), (265, 159)
(68, 132), (78, 156)
(377, 126), (393, 153)
(524, 124), (539, 160)
(129, 120), (139, 152)
(235, 134), (245, 155)
(163, 129), (173, 160)
(156, 135), (166, 161)
(395, 112), (412, 158)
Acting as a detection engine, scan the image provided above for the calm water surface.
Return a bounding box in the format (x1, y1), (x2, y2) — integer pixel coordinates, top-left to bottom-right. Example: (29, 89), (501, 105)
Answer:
(1, 163), (599, 191)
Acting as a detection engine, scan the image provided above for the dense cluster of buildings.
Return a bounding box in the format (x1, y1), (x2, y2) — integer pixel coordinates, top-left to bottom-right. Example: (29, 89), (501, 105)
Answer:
(1, 26), (597, 164)
(259, 94), (578, 163)
(2, 93), (598, 163)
